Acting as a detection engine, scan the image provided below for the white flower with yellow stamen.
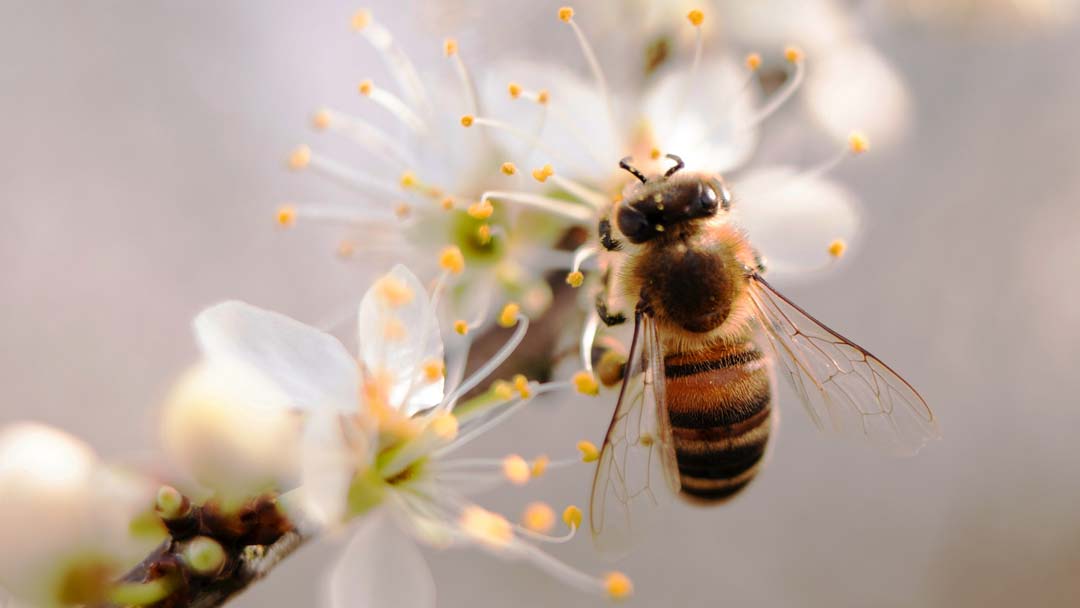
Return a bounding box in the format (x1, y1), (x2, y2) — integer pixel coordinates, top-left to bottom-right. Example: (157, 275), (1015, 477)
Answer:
(0, 423), (160, 608)
(189, 265), (628, 604)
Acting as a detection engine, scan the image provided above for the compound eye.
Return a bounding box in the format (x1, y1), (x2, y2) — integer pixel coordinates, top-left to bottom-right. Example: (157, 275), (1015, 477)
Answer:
(700, 182), (719, 213)
(616, 206), (651, 243)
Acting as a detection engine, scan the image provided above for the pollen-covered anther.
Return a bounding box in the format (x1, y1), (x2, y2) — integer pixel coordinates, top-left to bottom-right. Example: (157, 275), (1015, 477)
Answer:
(394, 202), (411, 219)
(439, 245), (465, 275)
(337, 240), (356, 258)
(577, 440), (599, 462)
(453, 320), (469, 335)
(522, 502), (556, 533)
(784, 45), (804, 64)
(558, 6), (575, 22)
(477, 224), (492, 245)
(423, 358), (445, 382)
(573, 371), (600, 396)
(502, 454), (531, 485)
(492, 379), (514, 401)
(374, 275), (415, 307)
(500, 162), (518, 176)
(531, 164), (555, 182)
(828, 238), (847, 259)
(530, 455), (550, 478)
(358, 79), (374, 96)
(460, 506), (514, 549)
(429, 412), (458, 441)
(848, 131), (870, 154)
(460, 114), (475, 127)
(312, 109), (331, 130)
(745, 52), (763, 71)
(383, 318), (407, 341)
(687, 9), (705, 26)
(650, 147), (662, 160)
(468, 200), (494, 219)
(288, 145), (311, 170)
(440, 196), (454, 211)
(508, 82), (522, 99)
(275, 204), (297, 227)
(536, 89), (550, 105)
(399, 170), (418, 189)
(350, 9), (372, 31)
(443, 38), (458, 56)
(512, 373), (531, 398)
(566, 271), (585, 288)
(498, 303), (521, 328)
(604, 572), (634, 601)
(562, 505), (583, 529)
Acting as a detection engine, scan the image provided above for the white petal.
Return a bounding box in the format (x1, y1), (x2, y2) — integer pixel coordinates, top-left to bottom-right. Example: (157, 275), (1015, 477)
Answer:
(642, 57), (759, 173)
(357, 265), (444, 417)
(480, 60), (622, 179)
(194, 301), (358, 413)
(328, 513), (436, 608)
(803, 42), (910, 147)
(299, 411), (360, 528)
(732, 166), (860, 280)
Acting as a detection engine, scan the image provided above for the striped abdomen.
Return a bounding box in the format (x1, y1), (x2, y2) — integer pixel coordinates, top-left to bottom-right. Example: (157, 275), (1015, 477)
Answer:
(665, 340), (772, 503)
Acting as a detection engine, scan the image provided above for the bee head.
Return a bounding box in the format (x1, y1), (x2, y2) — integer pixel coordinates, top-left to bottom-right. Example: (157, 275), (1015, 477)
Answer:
(615, 155), (731, 244)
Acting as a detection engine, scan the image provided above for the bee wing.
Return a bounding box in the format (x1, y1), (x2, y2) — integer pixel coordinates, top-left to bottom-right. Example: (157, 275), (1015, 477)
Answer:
(589, 309), (680, 554)
(746, 273), (940, 456)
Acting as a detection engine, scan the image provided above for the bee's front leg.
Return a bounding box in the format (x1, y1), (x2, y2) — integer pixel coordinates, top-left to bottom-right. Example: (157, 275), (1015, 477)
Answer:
(598, 217), (622, 252)
(595, 293), (627, 327)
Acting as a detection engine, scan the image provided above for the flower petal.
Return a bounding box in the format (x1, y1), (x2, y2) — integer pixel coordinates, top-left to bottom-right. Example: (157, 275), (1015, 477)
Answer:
(299, 411), (361, 527)
(732, 166), (861, 279)
(194, 301), (358, 413)
(803, 42), (910, 147)
(642, 57), (759, 174)
(329, 513), (436, 608)
(357, 265), (445, 416)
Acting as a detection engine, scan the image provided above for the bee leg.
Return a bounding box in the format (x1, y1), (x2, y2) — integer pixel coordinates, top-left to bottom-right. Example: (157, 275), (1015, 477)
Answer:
(599, 217), (622, 251)
(595, 293), (627, 326)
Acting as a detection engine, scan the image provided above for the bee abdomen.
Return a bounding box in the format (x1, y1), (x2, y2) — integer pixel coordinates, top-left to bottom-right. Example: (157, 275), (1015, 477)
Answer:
(665, 341), (772, 503)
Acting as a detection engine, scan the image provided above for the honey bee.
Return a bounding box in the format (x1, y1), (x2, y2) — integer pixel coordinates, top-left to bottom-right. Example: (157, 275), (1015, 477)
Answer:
(589, 154), (939, 551)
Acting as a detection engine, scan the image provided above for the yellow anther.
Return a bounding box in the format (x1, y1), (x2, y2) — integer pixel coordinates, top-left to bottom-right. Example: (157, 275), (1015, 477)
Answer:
(566, 271), (584, 288)
(453, 320), (469, 336)
(502, 454), (531, 485)
(422, 359), (445, 382)
(530, 455), (550, 478)
(577, 440), (599, 463)
(374, 274), (415, 307)
(522, 502), (556, 534)
(596, 349), (627, 387)
(383, 318), (407, 341)
(848, 131), (870, 154)
(558, 6), (575, 22)
(649, 147), (662, 160)
(288, 145), (311, 170)
(572, 371), (599, 396)
(536, 89), (550, 105)
(508, 82), (522, 99)
(312, 109), (331, 130)
(337, 240), (356, 258)
(394, 202), (411, 219)
(358, 79), (374, 96)
(443, 38), (458, 56)
(499, 303), (521, 328)
(460, 114), (475, 127)
(828, 238), (847, 259)
(459, 506), (513, 549)
(350, 9), (371, 31)
(275, 204), (296, 227)
(512, 373), (530, 398)
(604, 572), (633, 600)
(784, 45), (804, 64)
(745, 52), (762, 71)
(562, 505), (583, 529)
(500, 162), (518, 176)
(399, 170), (418, 188)
(468, 200), (493, 219)
(531, 164), (554, 183)
(492, 379), (514, 401)
(687, 9), (705, 26)
(440, 196), (454, 211)
(429, 412), (458, 441)
(476, 224), (492, 245)
(438, 245), (465, 275)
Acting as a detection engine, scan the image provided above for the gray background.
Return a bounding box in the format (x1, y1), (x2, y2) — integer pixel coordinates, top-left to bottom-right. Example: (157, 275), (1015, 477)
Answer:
(2, 1), (1079, 606)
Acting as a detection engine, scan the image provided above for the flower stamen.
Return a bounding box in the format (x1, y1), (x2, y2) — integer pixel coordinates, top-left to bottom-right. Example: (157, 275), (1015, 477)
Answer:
(351, 10), (430, 117)
(357, 79), (427, 133)
(444, 37), (480, 116)
(479, 191), (594, 222)
(310, 107), (413, 167)
(557, 6), (616, 136)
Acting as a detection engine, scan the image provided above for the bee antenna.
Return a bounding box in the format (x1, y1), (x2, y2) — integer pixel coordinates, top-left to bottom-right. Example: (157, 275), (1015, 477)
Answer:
(663, 154), (685, 177)
(618, 157), (648, 184)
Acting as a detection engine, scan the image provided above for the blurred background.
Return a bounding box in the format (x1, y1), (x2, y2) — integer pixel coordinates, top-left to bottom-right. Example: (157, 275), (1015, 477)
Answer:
(2, 0), (1079, 606)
